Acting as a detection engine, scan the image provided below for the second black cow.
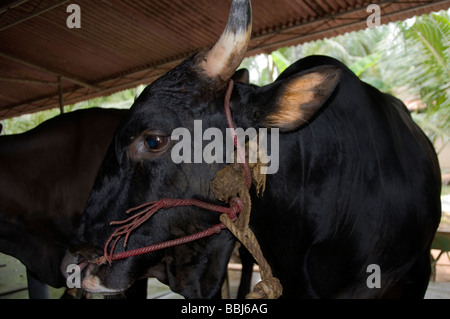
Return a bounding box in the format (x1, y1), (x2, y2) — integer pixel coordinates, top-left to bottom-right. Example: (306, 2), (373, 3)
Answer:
(0, 108), (125, 292)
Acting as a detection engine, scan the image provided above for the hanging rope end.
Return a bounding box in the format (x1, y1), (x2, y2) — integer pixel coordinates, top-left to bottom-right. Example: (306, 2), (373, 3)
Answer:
(246, 277), (282, 299)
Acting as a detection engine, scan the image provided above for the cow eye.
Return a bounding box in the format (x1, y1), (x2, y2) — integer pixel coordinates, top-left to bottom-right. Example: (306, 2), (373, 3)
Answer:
(144, 134), (170, 152)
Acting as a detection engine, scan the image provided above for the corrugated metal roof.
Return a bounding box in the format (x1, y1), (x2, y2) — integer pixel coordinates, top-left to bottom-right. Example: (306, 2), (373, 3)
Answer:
(0, 0), (448, 119)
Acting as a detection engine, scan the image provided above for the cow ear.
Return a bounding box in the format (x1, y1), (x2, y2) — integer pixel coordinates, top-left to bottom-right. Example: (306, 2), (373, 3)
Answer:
(258, 65), (341, 131)
(232, 69), (250, 84)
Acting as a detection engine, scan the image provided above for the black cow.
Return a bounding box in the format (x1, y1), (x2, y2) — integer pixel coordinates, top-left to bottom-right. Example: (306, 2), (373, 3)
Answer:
(0, 108), (125, 291)
(62, 0), (441, 298)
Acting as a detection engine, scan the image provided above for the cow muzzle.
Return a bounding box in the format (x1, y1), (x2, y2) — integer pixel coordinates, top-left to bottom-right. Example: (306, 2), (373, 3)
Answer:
(60, 249), (124, 295)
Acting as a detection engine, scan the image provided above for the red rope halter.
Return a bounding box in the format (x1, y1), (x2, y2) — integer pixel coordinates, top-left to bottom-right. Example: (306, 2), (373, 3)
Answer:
(95, 79), (250, 265)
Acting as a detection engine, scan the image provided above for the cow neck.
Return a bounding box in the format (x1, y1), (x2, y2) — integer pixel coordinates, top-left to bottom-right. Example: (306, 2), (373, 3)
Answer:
(93, 80), (282, 299)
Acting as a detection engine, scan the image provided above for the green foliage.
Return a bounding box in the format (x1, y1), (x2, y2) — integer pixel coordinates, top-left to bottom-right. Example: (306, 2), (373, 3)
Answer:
(392, 12), (450, 147)
(271, 51), (290, 73)
(1, 109), (60, 135)
(349, 52), (382, 77)
(400, 12), (449, 112)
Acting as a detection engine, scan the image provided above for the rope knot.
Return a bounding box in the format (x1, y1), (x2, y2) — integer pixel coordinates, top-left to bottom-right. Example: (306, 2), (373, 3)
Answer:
(228, 197), (244, 220)
(160, 198), (174, 209)
(246, 277), (283, 299)
(212, 224), (224, 234)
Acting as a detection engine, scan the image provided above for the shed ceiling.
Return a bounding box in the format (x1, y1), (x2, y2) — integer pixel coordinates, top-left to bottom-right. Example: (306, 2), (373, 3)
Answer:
(0, 0), (448, 120)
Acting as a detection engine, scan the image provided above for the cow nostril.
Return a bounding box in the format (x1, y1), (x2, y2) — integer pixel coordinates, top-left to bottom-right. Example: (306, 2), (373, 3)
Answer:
(77, 260), (89, 273)
(61, 245), (102, 279)
(74, 251), (89, 265)
(72, 253), (88, 273)
(61, 250), (82, 279)
(73, 245), (102, 262)
(73, 252), (86, 264)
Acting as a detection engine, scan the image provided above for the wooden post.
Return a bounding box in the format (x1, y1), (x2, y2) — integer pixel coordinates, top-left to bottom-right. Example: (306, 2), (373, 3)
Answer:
(58, 75), (64, 114)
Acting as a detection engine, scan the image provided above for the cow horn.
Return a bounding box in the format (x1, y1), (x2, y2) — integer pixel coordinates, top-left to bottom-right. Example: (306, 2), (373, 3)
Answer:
(200, 0), (252, 85)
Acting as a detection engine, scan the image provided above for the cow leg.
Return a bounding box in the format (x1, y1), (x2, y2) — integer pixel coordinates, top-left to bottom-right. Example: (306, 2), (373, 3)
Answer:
(221, 272), (230, 299)
(237, 245), (255, 299)
(26, 269), (50, 299)
(124, 278), (148, 299)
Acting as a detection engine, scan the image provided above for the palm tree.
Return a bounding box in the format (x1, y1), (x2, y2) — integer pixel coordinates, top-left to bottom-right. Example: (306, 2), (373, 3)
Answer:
(395, 12), (449, 148)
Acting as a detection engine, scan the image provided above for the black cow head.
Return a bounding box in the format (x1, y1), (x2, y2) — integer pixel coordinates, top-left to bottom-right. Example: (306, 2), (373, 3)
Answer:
(61, 0), (340, 298)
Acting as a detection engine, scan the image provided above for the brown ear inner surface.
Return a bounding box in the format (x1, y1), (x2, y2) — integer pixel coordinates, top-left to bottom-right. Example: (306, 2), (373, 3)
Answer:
(264, 68), (341, 131)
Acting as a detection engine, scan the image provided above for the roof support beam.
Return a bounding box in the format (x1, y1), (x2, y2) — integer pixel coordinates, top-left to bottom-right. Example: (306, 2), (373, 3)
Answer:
(0, 0), (70, 31)
(0, 51), (99, 91)
(0, 76), (57, 86)
(0, 0), (29, 14)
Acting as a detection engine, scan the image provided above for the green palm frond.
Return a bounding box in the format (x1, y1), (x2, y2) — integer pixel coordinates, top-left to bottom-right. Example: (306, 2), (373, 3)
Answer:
(400, 12), (450, 111)
(349, 52), (383, 77)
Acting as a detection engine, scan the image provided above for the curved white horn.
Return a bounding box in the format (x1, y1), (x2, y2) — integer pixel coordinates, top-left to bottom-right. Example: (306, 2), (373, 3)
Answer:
(201, 0), (252, 84)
